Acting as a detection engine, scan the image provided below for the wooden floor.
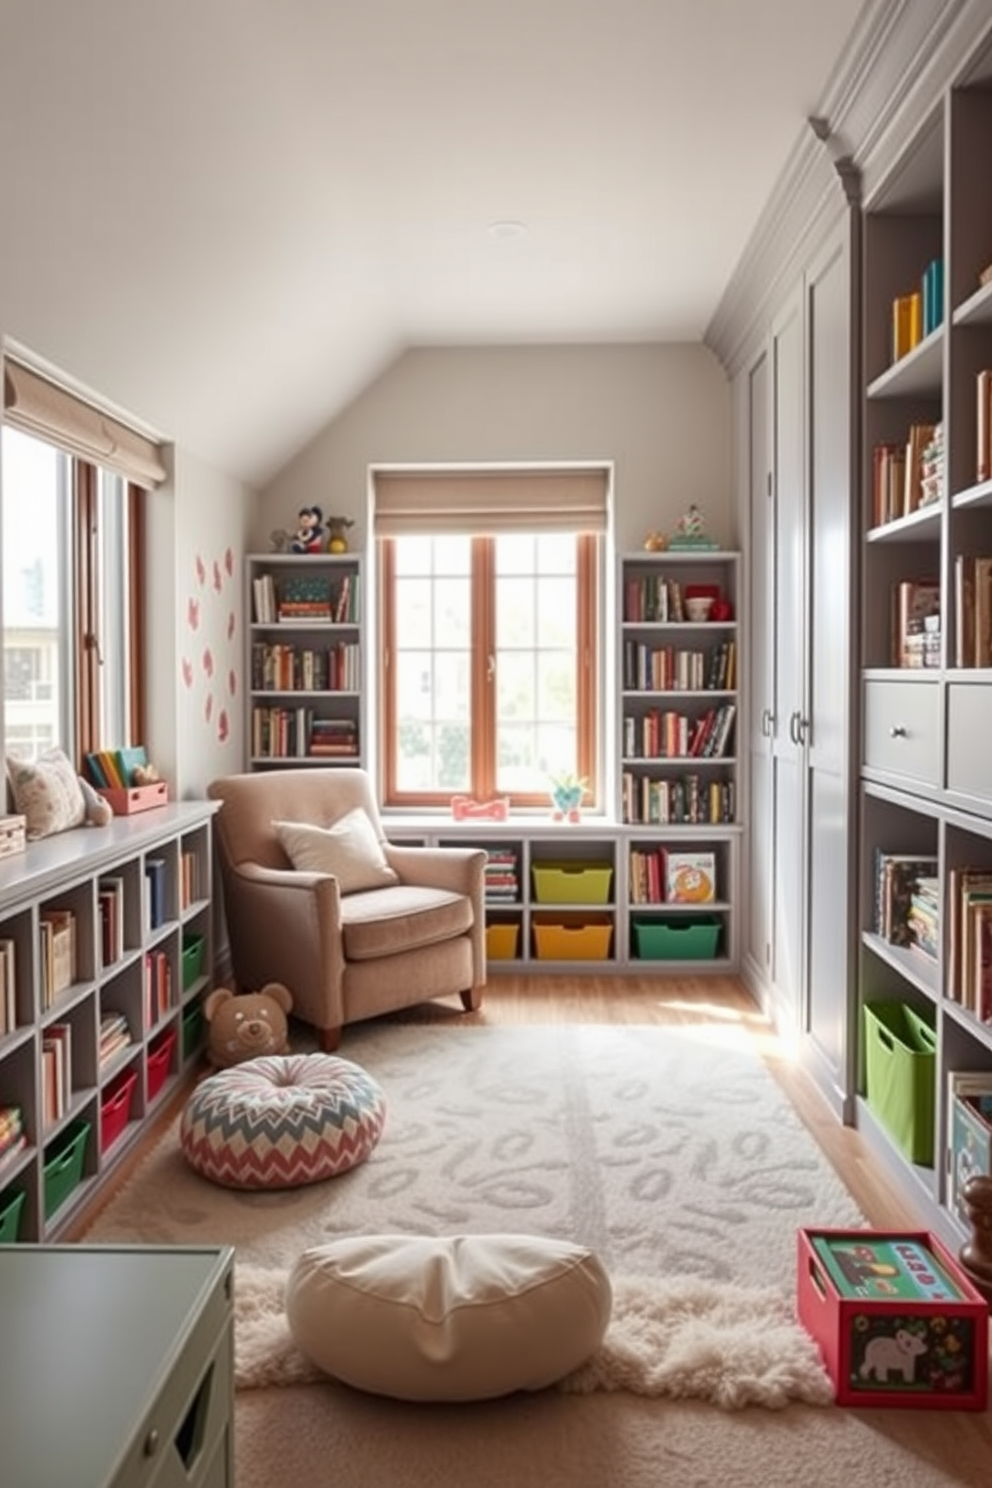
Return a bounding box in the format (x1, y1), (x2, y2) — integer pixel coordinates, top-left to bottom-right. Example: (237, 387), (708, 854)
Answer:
(75, 971), (918, 1240)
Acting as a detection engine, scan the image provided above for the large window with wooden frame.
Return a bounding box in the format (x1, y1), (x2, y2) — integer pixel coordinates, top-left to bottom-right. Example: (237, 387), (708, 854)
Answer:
(2, 359), (162, 767)
(379, 531), (600, 809)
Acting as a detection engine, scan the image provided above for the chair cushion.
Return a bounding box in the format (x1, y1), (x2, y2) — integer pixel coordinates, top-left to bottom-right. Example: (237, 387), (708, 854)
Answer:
(340, 883), (473, 960)
(285, 1233), (612, 1401)
(274, 809), (398, 894)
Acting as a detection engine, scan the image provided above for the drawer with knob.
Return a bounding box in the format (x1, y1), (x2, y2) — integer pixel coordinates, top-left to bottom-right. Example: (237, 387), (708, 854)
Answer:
(863, 678), (940, 788)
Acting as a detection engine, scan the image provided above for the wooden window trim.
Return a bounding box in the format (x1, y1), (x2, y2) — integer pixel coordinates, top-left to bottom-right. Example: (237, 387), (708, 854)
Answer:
(127, 483), (146, 744)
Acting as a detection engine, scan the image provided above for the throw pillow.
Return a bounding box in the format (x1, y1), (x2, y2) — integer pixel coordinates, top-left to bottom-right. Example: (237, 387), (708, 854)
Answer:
(274, 809), (398, 895)
(6, 748), (87, 840)
(285, 1233), (613, 1401)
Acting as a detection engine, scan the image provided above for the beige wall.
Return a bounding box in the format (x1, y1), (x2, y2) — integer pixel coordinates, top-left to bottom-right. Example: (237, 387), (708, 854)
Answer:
(257, 343), (733, 554)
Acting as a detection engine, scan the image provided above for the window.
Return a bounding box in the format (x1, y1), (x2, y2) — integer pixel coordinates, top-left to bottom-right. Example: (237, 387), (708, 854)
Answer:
(380, 531), (600, 808)
(2, 359), (163, 765)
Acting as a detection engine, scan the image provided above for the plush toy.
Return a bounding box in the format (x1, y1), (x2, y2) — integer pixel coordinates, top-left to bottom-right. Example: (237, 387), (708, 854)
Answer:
(325, 515), (355, 553)
(78, 774), (114, 826)
(292, 505), (327, 553)
(203, 983), (294, 1068)
(132, 762), (162, 786)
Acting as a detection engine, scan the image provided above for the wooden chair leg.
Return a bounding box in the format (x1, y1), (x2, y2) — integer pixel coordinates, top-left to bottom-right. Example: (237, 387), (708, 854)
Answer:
(319, 1025), (343, 1052)
(460, 988), (482, 1013)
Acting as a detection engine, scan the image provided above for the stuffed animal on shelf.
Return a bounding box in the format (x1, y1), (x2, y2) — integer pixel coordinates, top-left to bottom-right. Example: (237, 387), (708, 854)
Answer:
(203, 983), (294, 1068)
(291, 506), (327, 553)
(326, 515), (355, 553)
(78, 775), (113, 826)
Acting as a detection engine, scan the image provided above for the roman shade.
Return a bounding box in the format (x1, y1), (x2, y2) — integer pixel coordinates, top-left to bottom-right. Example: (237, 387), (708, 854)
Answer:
(3, 359), (167, 489)
(373, 467), (609, 535)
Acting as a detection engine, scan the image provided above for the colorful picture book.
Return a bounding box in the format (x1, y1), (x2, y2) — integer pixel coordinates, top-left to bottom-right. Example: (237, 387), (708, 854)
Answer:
(811, 1233), (965, 1303)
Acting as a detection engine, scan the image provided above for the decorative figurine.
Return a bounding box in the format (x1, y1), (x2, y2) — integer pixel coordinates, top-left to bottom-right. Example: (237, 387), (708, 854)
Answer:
(326, 515), (355, 553)
(549, 772), (587, 823)
(668, 503), (720, 551)
(291, 505), (327, 553)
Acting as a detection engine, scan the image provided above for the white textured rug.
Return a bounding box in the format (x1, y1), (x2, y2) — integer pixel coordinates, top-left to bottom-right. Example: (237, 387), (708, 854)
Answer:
(87, 1021), (860, 1408)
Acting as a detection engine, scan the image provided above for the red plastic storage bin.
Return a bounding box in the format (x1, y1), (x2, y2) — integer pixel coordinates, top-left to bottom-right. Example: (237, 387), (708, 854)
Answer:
(100, 1068), (138, 1155)
(146, 1026), (177, 1102)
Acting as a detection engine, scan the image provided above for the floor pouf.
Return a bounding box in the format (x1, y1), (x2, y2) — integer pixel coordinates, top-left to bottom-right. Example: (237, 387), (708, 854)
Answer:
(180, 1053), (387, 1189)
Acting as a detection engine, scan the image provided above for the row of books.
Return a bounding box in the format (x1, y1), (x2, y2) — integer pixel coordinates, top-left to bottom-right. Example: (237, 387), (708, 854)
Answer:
(180, 849), (201, 911)
(145, 949), (174, 1026)
(252, 571), (361, 625)
(40, 909), (76, 1009)
(891, 578), (940, 668)
(251, 707), (360, 760)
(622, 639), (736, 694)
(0, 1105), (26, 1174)
(622, 578), (726, 625)
(872, 850), (938, 953)
(483, 849), (520, 902)
(628, 849), (717, 907)
(84, 745), (148, 790)
(947, 867), (992, 1021)
(251, 641), (361, 693)
(0, 938), (16, 1035)
(99, 1010), (133, 1066)
(953, 554), (992, 667)
(99, 877), (125, 967)
(890, 257), (943, 363)
(621, 773), (735, 826)
(871, 422), (943, 527)
(42, 1021), (72, 1127)
(621, 703), (736, 761)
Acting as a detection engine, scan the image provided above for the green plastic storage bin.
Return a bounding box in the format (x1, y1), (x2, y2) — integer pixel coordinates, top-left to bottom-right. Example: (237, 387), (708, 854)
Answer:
(0, 1187), (26, 1243)
(181, 933), (206, 991)
(43, 1119), (90, 1221)
(633, 916), (721, 961)
(863, 1001), (936, 1165)
(182, 1000), (205, 1060)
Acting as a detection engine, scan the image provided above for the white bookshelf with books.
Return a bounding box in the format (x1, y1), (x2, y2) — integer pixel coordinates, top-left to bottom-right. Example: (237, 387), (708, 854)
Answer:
(246, 552), (364, 770)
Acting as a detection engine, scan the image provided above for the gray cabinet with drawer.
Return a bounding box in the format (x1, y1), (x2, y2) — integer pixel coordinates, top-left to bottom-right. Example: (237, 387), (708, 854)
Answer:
(863, 678), (941, 788)
(946, 682), (992, 806)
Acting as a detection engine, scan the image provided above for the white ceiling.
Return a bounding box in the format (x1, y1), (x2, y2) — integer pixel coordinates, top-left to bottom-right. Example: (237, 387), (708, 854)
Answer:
(0, 0), (867, 487)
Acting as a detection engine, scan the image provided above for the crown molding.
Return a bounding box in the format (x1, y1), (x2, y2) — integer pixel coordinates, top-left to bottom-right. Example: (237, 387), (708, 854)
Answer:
(706, 0), (992, 376)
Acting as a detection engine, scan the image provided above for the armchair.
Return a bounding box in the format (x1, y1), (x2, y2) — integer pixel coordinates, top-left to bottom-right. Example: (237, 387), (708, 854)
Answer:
(207, 769), (487, 1050)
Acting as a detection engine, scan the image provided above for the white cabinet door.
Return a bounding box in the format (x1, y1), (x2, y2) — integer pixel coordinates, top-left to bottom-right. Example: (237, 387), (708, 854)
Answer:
(745, 348), (775, 987)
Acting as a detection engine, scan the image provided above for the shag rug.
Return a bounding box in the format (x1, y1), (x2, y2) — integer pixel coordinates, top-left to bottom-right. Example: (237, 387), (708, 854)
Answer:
(86, 1020), (861, 1409)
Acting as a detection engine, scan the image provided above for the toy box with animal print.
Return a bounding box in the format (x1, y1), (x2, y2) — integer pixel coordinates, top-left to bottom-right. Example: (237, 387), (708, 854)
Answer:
(796, 1228), (988, 1408)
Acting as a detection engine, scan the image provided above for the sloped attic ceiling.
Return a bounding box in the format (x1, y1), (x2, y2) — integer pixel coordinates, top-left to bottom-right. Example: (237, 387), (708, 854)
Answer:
(0, 0), (867, 487)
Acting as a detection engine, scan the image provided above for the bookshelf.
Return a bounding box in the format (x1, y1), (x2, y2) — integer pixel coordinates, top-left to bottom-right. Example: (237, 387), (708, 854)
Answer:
(0, 802), (216, 1242)
(858, 63), (992, 1251)
(246, 551), (364, 770)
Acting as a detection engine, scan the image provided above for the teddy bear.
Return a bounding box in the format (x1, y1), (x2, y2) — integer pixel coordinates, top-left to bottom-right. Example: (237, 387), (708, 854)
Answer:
(203, 982), (294, 1068)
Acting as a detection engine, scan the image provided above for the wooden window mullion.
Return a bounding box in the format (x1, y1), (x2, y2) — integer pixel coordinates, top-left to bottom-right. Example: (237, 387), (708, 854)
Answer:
(379, 540), (399, 803)
(576, 534), (598, 803)
(472, 538), (496, 799)
(127, 483), (146, 746)
(74, 463), (100, 757)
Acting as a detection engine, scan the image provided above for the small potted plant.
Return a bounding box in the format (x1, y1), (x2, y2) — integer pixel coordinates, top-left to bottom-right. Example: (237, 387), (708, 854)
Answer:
(548, 771), (587, 823)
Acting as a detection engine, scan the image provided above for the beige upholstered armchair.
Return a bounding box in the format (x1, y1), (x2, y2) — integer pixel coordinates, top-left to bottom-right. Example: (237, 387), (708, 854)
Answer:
(207, 769), (487, 1049)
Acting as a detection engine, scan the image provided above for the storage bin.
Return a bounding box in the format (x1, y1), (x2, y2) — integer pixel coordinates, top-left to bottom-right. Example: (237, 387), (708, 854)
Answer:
(146, 1026), (178, 1102)
(182, 1001), (205, 1060)
(486, 923), (520, 961)
(100, 1068), (138, 1156)
(0, 1187), (26, 1244)
(182, 933), (206, 991)
(533, 917), (613, 961)
(863, 1001), (936, 1165)
(97, 781), (169, 815)
(44, 1119), (90, 1220)
(633, 916), (721, 961)
(532, 862), (614, 905)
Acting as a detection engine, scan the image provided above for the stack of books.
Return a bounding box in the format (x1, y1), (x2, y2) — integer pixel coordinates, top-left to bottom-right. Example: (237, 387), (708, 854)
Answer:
(0, 1105), (26, 1174)
(99, 1010), (132, 1066)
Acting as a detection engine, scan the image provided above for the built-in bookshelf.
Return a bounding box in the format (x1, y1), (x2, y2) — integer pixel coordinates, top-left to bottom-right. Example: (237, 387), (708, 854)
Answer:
(858, 59), (992, 1253)
(0, 802), (216, 1243)
(246, 552), (364, 770)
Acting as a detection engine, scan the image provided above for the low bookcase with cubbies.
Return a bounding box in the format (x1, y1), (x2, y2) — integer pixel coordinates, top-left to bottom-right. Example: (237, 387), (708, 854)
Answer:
(386, 823), (740, 974)
(0, 800), (217, 1243)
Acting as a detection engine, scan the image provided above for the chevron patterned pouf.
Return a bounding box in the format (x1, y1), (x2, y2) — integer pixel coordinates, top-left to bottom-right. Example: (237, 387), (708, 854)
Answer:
(180, 1053), (387, 1189)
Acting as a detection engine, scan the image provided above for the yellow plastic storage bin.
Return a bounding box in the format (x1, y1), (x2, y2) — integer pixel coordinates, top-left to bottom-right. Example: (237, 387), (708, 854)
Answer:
(531, 862), (614, 904)
(533, 916), (613, 960)
(486, 923), (520, 960)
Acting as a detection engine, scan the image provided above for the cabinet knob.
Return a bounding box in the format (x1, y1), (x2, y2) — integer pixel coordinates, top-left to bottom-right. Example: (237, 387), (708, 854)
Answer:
(144, 1429), (160, 1458)
(889, 725), (908, 738)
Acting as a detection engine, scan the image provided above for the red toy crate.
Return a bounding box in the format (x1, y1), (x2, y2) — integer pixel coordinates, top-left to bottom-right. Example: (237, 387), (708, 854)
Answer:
(100, 1067), (138, 1156)
(146, 1026), (178, 1102)
(797, 1228), (988, 1409)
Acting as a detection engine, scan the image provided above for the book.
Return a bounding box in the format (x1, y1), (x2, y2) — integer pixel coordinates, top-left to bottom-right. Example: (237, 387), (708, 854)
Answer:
(892, 578), (940, 668)
(977, 370), (992, 483)
(663, 850), (716, 904)
(903, 422), (937, 516)
(947, 868), (992, 1003)
(811, 1233), (964, 1302)
(892, 291), (922, 361)
(974, 556), (992, 666)
(114, 745), (148, 787)
(873, 853), (938, 946)
(145, 858), (167, 931)
(948, 1072), (992, 1224)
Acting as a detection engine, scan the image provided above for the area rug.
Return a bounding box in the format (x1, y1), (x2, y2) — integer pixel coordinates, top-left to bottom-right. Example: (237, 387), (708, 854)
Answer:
(87, 1020), (858, 1407)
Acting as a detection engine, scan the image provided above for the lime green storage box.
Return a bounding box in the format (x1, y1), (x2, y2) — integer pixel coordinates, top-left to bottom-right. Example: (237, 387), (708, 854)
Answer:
(633, 916), (721, 961)
(532, 862), (613, 904)
(0, 1187), (26, 1243)
(863, 1001), (936, 1165)
(44, 1119), (90, 1221)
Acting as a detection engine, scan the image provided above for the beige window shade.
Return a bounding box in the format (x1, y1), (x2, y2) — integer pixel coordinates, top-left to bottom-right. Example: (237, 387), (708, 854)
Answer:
(3, 360), (167, 489)
(373, 468), (609, 536)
